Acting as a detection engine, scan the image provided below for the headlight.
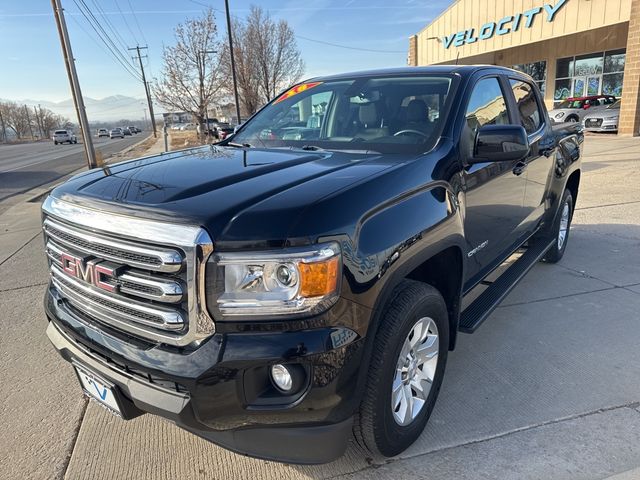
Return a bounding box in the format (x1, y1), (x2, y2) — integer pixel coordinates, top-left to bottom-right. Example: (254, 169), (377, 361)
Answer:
(604, 116), (618, 120)
(554, 112), (565, 119)
(208, 242), (341, 318)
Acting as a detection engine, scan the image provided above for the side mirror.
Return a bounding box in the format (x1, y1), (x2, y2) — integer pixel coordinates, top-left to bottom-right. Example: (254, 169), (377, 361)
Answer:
(471, 125), (530, 163)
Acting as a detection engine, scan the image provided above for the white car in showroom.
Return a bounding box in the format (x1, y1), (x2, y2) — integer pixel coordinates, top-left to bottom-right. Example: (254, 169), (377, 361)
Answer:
(583, 99), (621, 132)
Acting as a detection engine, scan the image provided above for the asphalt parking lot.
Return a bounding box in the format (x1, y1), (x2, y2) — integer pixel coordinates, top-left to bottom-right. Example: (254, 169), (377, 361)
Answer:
(1, 134), (640, 480)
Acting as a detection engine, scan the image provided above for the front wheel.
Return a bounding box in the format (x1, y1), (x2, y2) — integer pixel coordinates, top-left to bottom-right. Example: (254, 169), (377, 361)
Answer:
(543, 188), (574, 263)
(355, 280), (448, 458)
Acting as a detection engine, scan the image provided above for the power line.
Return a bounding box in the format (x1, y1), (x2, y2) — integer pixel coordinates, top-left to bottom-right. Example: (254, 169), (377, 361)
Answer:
(186, 0), (405, 54)
(295, 35), (405, 54)
(67, 14), (144, 89)
(90, 0), (130, 52)
(127, 0), (148, 45)
(72, 0), (143, 82)
(113, 0), (138, 45)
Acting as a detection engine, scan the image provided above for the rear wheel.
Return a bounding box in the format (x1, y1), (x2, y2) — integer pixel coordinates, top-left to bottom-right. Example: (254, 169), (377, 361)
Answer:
(355, 280), (448, 458)
(567, 115), (579, 123)
(543, 188), (573, 263)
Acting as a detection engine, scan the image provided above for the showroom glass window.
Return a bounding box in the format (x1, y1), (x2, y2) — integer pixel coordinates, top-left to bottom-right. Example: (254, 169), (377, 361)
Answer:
(512, 61), (546, 95)
(603, 49), (625, 96)
(554, 50), (626, 106)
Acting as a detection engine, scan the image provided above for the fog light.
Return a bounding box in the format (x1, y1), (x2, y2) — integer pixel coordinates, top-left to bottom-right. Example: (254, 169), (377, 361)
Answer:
(270, 364), (293, 392)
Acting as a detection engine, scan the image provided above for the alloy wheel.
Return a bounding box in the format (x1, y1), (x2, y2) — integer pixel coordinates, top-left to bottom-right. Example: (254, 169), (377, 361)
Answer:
(391, 316), (439, 426)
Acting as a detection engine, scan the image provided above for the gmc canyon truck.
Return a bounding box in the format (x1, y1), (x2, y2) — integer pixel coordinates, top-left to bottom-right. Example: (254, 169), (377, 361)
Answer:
(42, 66), (582, 464)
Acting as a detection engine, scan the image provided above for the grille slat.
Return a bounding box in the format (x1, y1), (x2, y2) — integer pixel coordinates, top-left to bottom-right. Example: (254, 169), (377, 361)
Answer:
(45, 240), (184, 304)
(43, 218), (183, 273)
(42, 196), (215, 347)
(51, 264), (185, 330)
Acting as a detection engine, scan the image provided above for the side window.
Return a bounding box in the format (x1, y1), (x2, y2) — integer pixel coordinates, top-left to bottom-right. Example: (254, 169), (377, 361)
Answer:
(465, 77), (509, 131)
(509, 79), (542, 134)
(462, 77), (509, 157)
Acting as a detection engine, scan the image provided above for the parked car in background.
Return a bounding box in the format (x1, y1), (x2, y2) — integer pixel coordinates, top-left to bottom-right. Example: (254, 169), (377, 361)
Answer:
(215, 125), (234, 140)
(583, 99), (621, 132)
(121, 127), (132, 136)
(97, 128), (109, 137)
(127, 126), (139, 134)
(53, 130), (77, 145)
(549, 95), (617, 123)
(170, 123), (184, 130)
(109, 128), (124, 139)
(180, 123), (196, 131)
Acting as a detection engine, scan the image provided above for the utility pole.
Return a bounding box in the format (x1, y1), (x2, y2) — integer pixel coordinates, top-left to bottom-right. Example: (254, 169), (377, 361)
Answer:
(51, 0), (97, 168)
(0, 109), (6, 143)
(129, 46), (157, 137)
(24, 105), (34, 139)
(224, 0), (242, 124)
(199, 49), (217, 140)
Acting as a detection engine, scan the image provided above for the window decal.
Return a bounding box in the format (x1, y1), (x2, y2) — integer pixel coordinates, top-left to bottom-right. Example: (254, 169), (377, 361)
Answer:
(274, 82), (323, 104)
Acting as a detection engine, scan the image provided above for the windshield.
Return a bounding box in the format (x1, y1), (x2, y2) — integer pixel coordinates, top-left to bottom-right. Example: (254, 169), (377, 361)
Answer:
(608, 100), (621, 109)
(233, 75), (453, 154)
(54, 130), (67, 134)
(556, 99), (584, 109)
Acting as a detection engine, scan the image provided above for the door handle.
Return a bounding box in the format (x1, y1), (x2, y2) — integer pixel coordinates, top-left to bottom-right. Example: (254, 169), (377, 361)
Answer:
(512, 161), (527, 176)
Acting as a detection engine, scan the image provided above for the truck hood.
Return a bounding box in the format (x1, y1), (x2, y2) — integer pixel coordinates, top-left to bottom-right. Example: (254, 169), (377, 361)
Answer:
(52, 145), (400, 246)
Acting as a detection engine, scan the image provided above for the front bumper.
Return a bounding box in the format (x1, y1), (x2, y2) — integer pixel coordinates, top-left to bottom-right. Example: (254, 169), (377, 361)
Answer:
(45, 288), (369, 464)
(583, 118), (618, 132)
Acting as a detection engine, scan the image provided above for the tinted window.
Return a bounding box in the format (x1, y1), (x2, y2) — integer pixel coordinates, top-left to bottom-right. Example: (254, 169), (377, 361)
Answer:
(233, 75), (453, 154)
(510, 80), (542, 134)
(461, 77), (509, 157)
(465, 77), (509, 130)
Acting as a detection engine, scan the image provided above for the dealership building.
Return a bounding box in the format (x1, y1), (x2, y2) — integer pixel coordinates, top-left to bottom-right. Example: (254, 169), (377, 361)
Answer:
(409, 0), (640, 134)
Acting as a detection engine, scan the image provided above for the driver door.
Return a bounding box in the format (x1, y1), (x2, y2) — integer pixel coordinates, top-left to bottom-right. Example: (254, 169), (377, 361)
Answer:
(460, 76), (529, 287)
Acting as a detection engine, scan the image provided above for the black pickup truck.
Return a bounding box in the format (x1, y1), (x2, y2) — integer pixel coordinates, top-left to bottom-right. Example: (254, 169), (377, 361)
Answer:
(42, 65), (582, 464)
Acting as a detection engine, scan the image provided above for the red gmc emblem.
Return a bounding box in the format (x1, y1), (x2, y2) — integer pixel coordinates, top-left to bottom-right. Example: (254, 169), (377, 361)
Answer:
(60, 253), (117, 293)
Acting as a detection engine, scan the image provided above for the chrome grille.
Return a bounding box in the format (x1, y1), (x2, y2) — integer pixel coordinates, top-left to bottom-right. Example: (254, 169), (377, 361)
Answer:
(42, 196), (215, 346)
(43, 217), (183, 272)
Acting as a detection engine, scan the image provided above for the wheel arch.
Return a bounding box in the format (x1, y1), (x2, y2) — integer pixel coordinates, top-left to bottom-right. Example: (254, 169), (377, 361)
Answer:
(565, 169), (581, 210)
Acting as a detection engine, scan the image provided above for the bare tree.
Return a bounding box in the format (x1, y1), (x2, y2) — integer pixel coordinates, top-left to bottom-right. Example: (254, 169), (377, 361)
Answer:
(221, 16), (261, 117)
(249, 6), (305, 101)
(222, 5), (305, 116)
(39, 107), (69, 138)
(2, 101), (31, 139)
(153, 8), (223, 133)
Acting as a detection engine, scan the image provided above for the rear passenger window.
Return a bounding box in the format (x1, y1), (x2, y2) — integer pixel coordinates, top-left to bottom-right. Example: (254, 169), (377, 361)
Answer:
(509, 80), (542, 134)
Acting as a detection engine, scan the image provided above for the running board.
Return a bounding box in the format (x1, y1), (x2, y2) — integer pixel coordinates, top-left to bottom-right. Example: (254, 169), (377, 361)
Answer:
(459, 239), (554, 333)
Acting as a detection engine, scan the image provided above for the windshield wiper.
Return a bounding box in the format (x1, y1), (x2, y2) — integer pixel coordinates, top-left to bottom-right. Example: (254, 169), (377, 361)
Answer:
(226, 141), (252, 148)
(300, 145), (324, 151)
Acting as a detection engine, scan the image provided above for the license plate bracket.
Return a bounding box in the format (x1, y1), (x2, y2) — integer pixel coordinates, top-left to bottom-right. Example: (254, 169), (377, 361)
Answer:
(74, 363), (124, 417)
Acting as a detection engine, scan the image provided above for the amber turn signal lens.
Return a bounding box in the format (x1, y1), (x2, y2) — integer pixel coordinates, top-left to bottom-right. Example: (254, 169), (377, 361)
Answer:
(299, 256), (339, 297)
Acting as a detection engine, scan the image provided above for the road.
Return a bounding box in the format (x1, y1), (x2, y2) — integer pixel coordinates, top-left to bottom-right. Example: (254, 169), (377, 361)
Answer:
(0, 135), (143, 204)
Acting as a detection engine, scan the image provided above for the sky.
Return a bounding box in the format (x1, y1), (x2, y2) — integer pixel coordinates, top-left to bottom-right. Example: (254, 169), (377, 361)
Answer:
(0, 0), (450, 106)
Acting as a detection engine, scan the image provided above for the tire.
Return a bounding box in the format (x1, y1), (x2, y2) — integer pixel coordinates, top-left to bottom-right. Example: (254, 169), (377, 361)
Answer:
(355, 280), (449, 458)
(54, 141), (58, 145)
(567, 116), (579, 123)
(543, 188), (574, 263)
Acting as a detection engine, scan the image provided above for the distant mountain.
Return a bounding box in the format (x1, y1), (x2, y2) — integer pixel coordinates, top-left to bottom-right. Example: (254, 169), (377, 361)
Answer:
(4, 95), (157, 122)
